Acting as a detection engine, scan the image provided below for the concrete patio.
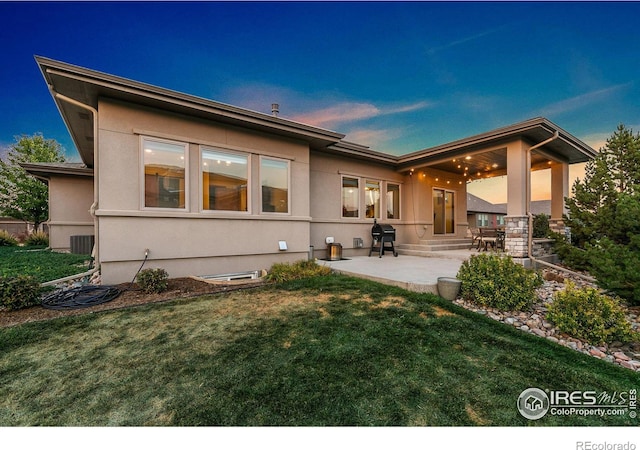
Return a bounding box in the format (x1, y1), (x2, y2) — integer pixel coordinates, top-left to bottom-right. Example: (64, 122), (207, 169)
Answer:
(320, 250), (474, 294)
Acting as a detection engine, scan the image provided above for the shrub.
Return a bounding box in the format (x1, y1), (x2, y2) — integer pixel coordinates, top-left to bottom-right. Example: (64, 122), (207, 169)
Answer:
(136, 268), (169, 294)
(585, 236), (640, 306)
(0, 275), (41, 310)
(24, 231), (49, 247)
(0, 230), (18, 247)
(457, 253), (543, 311)
(532, 213), (550, 238)
(547, 281), (636, 345)
(266, 260), (332, 283)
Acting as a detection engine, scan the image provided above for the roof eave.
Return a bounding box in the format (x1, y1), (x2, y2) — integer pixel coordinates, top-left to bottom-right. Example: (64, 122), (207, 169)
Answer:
(35, 56), (345, 166)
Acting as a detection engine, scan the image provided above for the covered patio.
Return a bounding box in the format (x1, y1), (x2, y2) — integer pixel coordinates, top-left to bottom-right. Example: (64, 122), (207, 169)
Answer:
(397, 118), (597, 260)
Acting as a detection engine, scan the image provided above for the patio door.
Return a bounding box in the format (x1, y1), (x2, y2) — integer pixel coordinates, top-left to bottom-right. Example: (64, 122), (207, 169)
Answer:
(433, 189), (455, 234)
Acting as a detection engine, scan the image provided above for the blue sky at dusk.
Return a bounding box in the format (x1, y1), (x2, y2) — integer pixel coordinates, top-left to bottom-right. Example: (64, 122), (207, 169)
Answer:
(1, 1), (639, 201)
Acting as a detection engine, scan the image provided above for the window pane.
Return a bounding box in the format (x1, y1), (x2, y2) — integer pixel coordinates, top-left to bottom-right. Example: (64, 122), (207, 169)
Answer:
(342, 177), (359, 218)
(387, 183), (400, 219)
(261, 158), (288, 213)
(365, 180), (380, 219)
(144, 139), (186, 208)
(433, 189), (444, 234)
(445, 191), (455, 233)
(202, 149), (248, 211)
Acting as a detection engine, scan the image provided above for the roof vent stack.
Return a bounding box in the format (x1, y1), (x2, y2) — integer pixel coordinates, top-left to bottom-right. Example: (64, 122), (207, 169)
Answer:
(271, 103), (279, 117)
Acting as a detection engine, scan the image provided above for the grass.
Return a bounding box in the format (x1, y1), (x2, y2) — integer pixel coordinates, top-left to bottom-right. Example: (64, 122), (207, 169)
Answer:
(0, 274), (638, 426)
(0, 246), (90, 283)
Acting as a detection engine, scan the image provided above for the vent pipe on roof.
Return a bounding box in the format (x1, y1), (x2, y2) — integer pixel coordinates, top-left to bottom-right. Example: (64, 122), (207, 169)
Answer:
(271, 103), (279, 117)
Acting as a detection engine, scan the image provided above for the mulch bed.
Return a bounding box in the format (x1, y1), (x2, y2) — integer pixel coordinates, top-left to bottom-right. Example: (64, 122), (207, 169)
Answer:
(0, 277), (265, 329)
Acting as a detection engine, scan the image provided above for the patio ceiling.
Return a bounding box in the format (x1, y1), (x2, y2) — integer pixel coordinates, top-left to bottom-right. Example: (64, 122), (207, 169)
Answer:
(397, 117), (597, 177)
(423, 147), (557, 182)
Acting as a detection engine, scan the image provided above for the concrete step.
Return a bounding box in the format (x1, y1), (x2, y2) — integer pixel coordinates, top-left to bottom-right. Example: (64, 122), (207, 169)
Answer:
(395, 247), (471, 261)
(398, 240), (474, 252)
(418, 239), (472, 246)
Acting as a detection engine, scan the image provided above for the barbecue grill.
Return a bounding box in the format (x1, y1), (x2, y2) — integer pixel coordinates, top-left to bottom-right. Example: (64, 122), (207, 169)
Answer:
(369, 220), (398, 257)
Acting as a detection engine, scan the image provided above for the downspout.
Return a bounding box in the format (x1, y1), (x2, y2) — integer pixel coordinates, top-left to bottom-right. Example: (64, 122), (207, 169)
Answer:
(525, 131), (596, 282)
(47, 86), (100, 268)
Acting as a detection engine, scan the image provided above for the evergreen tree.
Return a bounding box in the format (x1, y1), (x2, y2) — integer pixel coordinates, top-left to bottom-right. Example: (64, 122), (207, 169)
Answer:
(0, 133), (66, 231)
(563, 124), (640, 304)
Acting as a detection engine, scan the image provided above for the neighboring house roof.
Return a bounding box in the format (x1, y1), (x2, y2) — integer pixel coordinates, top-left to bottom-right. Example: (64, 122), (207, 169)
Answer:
(467, 193), (552, 216)
(35, 56), (597, 172)
(495, 199), (551, 216)
(467, 193), (507, 214)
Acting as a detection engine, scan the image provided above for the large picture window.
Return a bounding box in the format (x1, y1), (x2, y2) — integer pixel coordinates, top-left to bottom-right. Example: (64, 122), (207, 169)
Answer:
(386, 183), (400, 219)
(261, 157), (289, 213)
(342, 177), (359, 218)
(202, 148), (248, 212)
(365, 180), (380, 219)
(143, 138), (187, 209)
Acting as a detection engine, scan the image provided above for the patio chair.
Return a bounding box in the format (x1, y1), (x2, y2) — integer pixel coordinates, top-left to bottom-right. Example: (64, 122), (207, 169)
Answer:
(469, 227), (481, 250)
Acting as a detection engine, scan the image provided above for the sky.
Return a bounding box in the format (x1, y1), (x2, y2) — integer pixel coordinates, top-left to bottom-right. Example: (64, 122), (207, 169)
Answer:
(1, 1), (639, 202)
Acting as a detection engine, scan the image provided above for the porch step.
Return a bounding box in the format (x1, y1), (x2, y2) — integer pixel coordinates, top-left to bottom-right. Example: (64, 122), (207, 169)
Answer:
(396, 239), (474, 259)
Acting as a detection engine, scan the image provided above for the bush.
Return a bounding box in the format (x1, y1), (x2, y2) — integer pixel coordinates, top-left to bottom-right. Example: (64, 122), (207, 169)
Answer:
(547, 281), (636, 345)
(457, 253), (543, 311)
(24, 231), (49, 247)
(266, 260), (332, 283)
(0, 275), (41, 310)
(136, 268), (169, 294)
(0, 230), (18, 247)
(532, 213), (550, 238)
(585, 236), (640, 306)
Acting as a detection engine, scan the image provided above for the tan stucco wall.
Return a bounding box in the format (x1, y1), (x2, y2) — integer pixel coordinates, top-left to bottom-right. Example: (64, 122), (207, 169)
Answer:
(47, 175), (94, 251)
(309, 151), (405, 257)
(96, 99), (312, 283)
(403, 167), (468, 241)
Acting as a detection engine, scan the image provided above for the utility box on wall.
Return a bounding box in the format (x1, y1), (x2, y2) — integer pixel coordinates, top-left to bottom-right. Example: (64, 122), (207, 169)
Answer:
(70, 235), (95, 255)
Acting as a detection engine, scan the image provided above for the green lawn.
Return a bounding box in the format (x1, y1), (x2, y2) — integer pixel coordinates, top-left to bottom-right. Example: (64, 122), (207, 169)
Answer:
(0, 246), (90, 283)
(0, 274), (637, 426)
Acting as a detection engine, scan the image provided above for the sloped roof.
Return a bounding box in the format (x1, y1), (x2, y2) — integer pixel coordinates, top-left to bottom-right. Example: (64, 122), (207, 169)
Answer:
(35, 57), (597, 172)
(467, 193), (552, 216)
(20, 162), (93, 178)
(467, 193), (507, 214)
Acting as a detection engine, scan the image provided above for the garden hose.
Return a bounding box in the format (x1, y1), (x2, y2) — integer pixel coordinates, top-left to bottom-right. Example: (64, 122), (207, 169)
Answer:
(41, 253), (149, 311)
(41, 285), (122, 310)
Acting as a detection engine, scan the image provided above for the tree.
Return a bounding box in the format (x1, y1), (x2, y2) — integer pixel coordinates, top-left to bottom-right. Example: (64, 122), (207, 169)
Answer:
(0, 133), (66, 231)
(562, 124), (640, 304)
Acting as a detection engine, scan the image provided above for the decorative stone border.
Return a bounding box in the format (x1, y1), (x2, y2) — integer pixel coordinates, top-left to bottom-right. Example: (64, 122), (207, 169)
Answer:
(452, 268), (640, 372)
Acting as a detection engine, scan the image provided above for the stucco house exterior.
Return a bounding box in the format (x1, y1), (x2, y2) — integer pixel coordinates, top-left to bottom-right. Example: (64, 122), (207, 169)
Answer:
(26, 57), (596, 284)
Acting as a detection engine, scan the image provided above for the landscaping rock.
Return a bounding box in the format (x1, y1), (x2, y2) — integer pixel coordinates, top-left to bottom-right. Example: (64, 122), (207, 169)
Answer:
(454, 266), (640, 372)
(613, 352), (631, 361)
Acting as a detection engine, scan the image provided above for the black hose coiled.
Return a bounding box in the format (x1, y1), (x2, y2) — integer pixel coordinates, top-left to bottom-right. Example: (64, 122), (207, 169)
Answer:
(41, 285), (122, 311)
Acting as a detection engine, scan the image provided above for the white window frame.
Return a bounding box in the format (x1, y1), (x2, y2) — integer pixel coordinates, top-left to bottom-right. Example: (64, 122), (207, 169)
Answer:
(200, 146), (251, 214)
(259, 156), (291, 215)
(385, 182), (401, 221)
(341, 175), (360, 219)
(365, 179), (381, 220)
(140, 135), (189, 211)
(477, 213), (490, 228)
